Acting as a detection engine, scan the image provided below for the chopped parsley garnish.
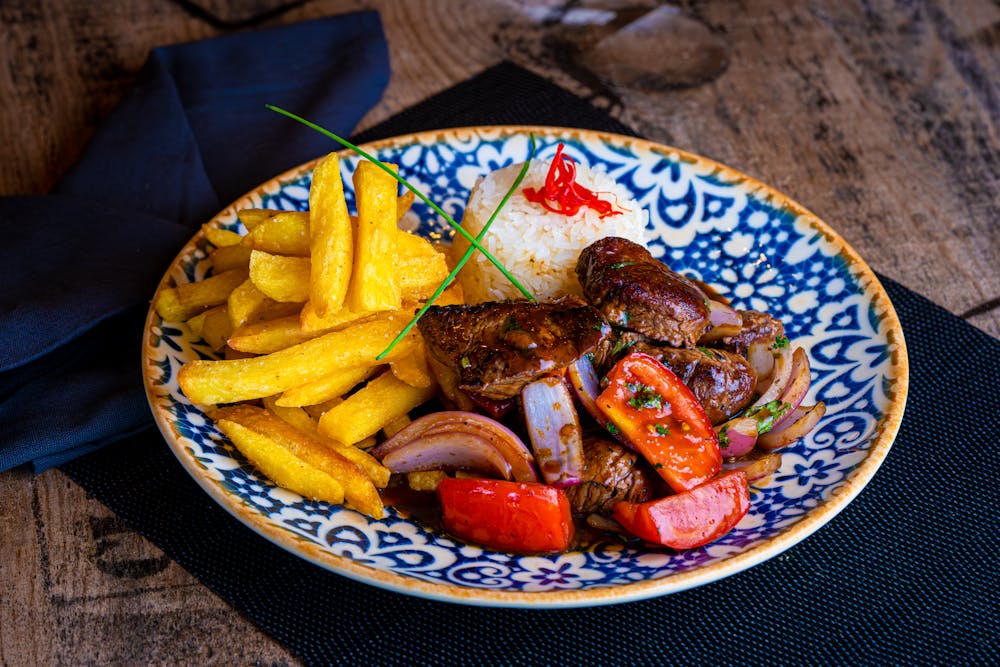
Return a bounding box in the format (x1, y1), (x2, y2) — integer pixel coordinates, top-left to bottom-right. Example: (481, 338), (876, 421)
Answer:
(626, 383), (663, 410)
(718, 430), (731, 447)
(460, 356), (471, 369)
(773, 335), (790, 349)
(605, 423), (620, 436)
(742, 400), (791, 434)
(655, 424), (671, 436)
(502, 316), (521, 332)
(609, 261), (636, 269)
(653, 462), (664, 470)
(697, 346), (717, 360)
(611, 335), (636, 357)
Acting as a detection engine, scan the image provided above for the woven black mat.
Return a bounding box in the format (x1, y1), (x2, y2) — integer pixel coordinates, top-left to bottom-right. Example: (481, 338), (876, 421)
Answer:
(61, 63), (1000, 666)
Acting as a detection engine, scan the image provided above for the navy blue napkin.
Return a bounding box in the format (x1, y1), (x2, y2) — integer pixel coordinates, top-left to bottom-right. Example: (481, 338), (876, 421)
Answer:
(0, 12), (389, 471)
(59, 62), (999, 666)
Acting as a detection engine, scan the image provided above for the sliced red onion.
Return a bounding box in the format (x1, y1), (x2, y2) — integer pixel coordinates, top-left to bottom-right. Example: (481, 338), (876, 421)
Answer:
(371, 411), (539, 482)
(757, 402), (827, 451)
(748, 346), (794, 409)
(747, 341), (776, 379)
(715, 417), (759, 458)
(522, 376), (584, 487)
(722, 451), (782, 480)
(770, 347), (811, 432)
(566, 356), (604, 423)
(699, 300), (744, 342)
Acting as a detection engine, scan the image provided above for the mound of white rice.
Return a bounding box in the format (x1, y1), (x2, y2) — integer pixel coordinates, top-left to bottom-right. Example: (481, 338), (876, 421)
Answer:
(455, 158), (649, 303)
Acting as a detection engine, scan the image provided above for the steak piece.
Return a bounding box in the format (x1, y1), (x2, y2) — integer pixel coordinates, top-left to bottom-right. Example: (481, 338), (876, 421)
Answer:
(418, 296), (611, 402)
(715, 309), (785, 356)
(564, 435), (655, 515)
(632, 343), (757, 424)
(576, 237), (710, 347)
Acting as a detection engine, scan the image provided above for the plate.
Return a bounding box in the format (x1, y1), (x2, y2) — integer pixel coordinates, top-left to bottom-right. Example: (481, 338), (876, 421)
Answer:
(143, 126), (907, 607)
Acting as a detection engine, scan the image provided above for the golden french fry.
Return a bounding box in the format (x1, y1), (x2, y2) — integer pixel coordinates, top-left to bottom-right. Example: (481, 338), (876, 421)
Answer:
(201, 305), (234, 351)
(202, 224), (243, 248)
(155, 269), (248, 321)
(395, 231), (450, 301)
(216, 417), (346, 506)
(302, 397), (343, 420)
(317, 370), (436, 446)
(228, 314), (316, 354)
(347, 161), (400, 312)
(262, 395), (319, 434)
(298, 298), (381, 334)
(223, 346), (257, 360)
(249, 250), (310, 303)
(407, 470), (446, 492)
(382, 414), (411, 438)
(396, 190), (415, 221)
(389, 341), (433, 388)
(216, 405), (384, 516)
(227, 279), (301, 330)
(241, 211), (310, 256)
(309, 154), (353, 316)
(237, 208), (283, 230)
(178, 317), (414, 404)
(209, 244), (253, 272)
(275, 365), (376, 407)
(186, 310), (209, 337)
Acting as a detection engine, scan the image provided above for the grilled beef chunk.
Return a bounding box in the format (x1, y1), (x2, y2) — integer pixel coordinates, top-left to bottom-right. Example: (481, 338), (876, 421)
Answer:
(418, 296), (611, 403)
(576, 237), (710, 347)
(564, 435), (655, 515)
(714, 309), (785, 356)
(631, 343), (757, 424)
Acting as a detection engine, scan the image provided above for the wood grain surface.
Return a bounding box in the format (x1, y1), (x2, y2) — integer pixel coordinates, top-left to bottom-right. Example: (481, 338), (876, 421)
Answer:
(2, 0), (998, 664)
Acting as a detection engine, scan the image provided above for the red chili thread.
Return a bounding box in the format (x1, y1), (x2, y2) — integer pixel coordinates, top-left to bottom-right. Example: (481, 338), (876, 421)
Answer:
(522, 143), (622, 218)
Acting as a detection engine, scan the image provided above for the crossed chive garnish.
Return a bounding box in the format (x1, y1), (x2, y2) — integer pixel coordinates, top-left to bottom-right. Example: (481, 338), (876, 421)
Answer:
(266, 105), (537, 359)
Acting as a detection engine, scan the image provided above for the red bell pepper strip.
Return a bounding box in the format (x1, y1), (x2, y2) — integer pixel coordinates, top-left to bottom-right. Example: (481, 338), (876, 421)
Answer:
(437, 478), (573, 553)
(612, 471), (750, 549)
(597, 352), (721, 493)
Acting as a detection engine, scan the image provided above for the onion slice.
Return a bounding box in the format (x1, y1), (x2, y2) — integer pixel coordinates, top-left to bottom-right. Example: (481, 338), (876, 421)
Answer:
(698, 300), (743, 342)
(757, 402), (826, 451)
(371, 412), (539, 482)
(722, 451), (782, 480)
(770, 346), (811, 432)
(748, 346), (794, 409)
(715, 417), (759, 458)
(565, 356), (633, 446)
(747, 341), (776, 379)
(522, 376), (584, 487)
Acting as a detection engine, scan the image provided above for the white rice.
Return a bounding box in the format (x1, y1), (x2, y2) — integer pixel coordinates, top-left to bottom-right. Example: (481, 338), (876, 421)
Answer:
(455, 158), (649, 303)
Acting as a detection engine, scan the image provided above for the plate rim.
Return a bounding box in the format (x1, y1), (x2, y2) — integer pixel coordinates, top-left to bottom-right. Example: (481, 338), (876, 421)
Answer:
(142, 124), (909, 608)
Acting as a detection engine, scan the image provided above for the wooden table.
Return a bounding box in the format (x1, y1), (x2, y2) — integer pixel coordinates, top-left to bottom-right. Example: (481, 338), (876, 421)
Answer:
(2, 0), (997, 663)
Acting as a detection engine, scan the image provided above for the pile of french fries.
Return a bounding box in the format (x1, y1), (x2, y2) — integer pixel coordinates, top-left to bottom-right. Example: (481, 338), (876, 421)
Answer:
(154, 154), (460, 518)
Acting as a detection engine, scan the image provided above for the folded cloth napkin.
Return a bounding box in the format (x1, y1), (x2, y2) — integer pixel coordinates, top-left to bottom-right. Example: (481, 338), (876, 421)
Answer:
(60, 62), (999, 666)
(0, 12), (389, 471)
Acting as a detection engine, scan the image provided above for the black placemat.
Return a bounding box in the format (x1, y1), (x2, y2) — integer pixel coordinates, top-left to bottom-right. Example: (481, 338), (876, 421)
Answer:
(61, 62), (1000, 666)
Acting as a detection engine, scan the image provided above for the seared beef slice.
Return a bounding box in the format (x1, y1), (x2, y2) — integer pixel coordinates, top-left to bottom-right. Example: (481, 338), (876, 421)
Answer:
(576, 237), (710, 347)
(418, 296), (610, 402)
(564, 435), (655, 515)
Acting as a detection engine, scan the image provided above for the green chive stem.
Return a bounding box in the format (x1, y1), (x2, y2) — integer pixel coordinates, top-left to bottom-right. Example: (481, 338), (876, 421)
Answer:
(265, 105), (535, 302)
(375, 134), (538, 360)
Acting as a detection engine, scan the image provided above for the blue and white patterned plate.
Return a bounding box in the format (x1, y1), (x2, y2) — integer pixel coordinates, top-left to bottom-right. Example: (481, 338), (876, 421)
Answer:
(143, 126), (907, 607)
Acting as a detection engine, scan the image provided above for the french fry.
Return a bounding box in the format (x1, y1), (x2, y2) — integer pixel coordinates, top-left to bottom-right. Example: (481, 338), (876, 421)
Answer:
(155, 268), (248, 321)
(382, 414), (411, 438)
(227, 279), (301, 330)
(262, 395), (319, 434)
(202, 224), (243, 248)
(228, 314), (316, 354)
(224, 346), (257, 360)
(302, 396), (343, 420)
(216, 416), (346, 506)
(275, 365), (376, 407)
(249, 250), (310, 303)
(178, 317), (415, 404)
(298, 298), (381, 334)
(237, 208), (283, 231)
(396, 190), (415, 221)
(186, 310), (209, 337)
(389, 341), (433, 388)
(201, 305), (234, 351)
(407, 471), (447, 492)
(308, 154), (353, 316)
(209, 244), (253, 272)
(216, 405), (385, 516)
(317, 370), (437, 446)
(395, 231), (450, 301)
(347, 161), (400, 312)
(241, 211), (310, 256)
